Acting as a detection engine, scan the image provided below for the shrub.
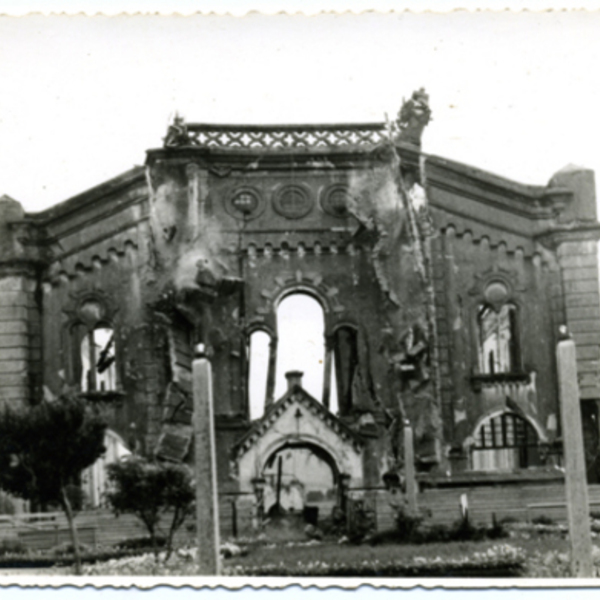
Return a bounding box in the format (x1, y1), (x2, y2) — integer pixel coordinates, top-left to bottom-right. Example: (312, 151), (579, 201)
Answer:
(0, 538), (27, 556)
(346, 499), (376, 543)
(114, 536), (167, 551)
(369, 512), (508, 546)
(532, 515), (554, 525)
(394, 508), (424, 541)
(50, 541), (94, 556)
(0, 394), (107, 574)
(106, 456), (195, 560)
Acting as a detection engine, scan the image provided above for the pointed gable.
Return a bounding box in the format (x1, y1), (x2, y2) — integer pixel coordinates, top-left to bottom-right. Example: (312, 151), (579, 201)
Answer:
(233, 385), (364, 491)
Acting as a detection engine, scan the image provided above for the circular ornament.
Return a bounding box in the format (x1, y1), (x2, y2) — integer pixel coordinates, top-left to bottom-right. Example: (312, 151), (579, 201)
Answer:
(225, 187), (265, 220)
(321, 184), (352, 218)
(272, 185), (314, 219)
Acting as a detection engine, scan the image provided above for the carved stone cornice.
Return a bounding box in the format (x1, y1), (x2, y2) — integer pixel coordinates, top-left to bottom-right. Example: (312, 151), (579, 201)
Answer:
(0, 257), (46, 279)
(535, 222), (600, 249)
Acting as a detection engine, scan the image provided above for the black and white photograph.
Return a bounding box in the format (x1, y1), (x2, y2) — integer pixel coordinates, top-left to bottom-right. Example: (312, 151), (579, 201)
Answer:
(0, 4), (600, 588)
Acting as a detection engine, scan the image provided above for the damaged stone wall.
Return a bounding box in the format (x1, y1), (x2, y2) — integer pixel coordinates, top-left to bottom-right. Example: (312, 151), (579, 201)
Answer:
(4, 91), (599, 506)
(142, 95), (445, 490)
(345, 147), (443, 474)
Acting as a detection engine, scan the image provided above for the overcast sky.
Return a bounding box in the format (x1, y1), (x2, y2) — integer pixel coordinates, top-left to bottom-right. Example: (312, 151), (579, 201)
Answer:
(1, 11), (600, 213)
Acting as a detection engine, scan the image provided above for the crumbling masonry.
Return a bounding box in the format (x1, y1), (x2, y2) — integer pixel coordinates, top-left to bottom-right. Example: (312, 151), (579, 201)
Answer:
(2, 91), (600, 527)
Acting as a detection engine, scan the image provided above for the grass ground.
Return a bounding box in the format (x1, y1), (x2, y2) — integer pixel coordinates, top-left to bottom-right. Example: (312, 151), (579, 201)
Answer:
(225, 536), (571, 571)
(0, 526), (592, 576)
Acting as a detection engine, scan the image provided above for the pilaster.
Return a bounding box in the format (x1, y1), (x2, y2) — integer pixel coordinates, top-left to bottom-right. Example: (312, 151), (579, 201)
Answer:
(0, 196), (43, 407)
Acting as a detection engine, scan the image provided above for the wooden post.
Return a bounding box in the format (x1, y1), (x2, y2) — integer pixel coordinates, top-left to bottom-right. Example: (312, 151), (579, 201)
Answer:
(403, 420), (418, 516)
(192, 344), (220, 575)
(557, 332), (593, 577)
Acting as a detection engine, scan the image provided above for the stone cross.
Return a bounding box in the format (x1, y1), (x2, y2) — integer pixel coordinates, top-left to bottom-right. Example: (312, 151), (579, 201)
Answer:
(557, 332), (593, 577)
(192, 344), (221, 575)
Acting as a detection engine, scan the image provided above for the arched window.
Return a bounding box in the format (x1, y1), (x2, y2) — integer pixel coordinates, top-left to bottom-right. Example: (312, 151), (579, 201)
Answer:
(248, 330), (272, 420)
(477, 303), (520, 375)
(81, 326), (117, 392)
(66, 297), (119, 393)
(274, 293), (329, 403)
(471, 411), (541, 471)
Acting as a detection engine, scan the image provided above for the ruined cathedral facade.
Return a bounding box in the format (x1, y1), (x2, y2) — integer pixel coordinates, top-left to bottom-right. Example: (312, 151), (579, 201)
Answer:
(2, 91), (600, 520)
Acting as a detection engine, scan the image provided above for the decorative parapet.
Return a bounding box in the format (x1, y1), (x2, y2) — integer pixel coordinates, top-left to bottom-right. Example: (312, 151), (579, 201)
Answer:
(164, 121), (388, 150)
(162, 89), (433, 150)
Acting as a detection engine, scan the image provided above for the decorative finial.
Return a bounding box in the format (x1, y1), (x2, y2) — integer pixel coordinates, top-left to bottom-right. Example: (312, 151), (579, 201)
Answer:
(395, 88), (432, 146)
(164, 112), (191, 148)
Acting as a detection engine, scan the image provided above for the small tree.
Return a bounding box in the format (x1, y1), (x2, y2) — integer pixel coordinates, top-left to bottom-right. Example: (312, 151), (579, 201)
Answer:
(106, 456), (195, 560)
(0, 394), (107, 574)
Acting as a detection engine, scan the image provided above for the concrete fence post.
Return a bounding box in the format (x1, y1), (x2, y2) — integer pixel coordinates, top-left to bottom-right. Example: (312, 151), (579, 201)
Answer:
(557, 331), (593, 577)
(192, 344), (220, 575)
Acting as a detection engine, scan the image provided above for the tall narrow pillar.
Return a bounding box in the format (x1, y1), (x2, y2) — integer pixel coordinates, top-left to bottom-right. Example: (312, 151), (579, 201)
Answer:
(322, 337), (333, 410)
(403, 421), (418, 516)
(265, 336), (277, 407)
(557, 332), (593, 577)
(192, 344), (220, 575)
(0, 196), (42, 408)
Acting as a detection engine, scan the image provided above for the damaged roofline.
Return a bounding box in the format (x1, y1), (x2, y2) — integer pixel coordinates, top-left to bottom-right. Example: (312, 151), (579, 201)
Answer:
(425, 154), (573, 207)
(23, 166), (147, 225)
(146, 141), (574, 218)
(13, 141), (576, 228)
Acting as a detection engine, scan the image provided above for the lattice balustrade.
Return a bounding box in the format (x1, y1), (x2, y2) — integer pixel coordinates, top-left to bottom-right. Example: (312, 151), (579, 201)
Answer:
(181, 123), (388, 149)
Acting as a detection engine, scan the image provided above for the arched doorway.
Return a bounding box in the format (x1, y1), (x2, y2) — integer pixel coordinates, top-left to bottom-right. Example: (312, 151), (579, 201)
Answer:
(262, 441), (339, 518)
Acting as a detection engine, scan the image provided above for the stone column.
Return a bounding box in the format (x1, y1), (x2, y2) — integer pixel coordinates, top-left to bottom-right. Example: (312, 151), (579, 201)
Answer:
(550, 167), (600, 401)
(556, 239), (600, 401)
(0, 196), (42, 408)
(192, 344), (220, 575)
(557, 333), (593, 577)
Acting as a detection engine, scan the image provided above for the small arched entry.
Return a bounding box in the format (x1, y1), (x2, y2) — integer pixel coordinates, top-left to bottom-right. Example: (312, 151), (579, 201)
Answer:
(262, 441), (339, 517)
(234, 383), (364, 528)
